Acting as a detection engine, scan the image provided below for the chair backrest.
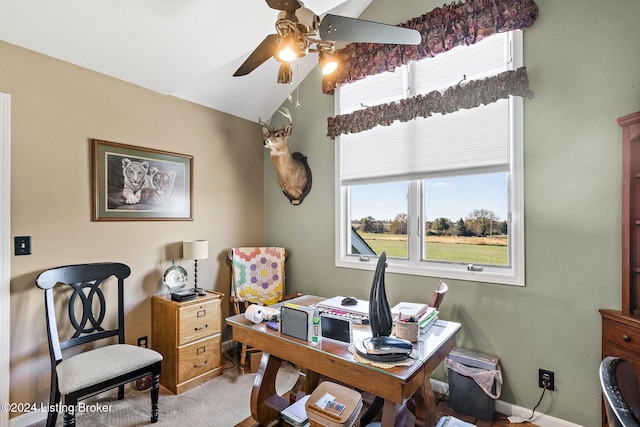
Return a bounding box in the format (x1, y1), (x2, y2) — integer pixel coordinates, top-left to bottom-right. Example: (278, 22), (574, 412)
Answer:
(35, 262), (131, 365)
(429, 280), (448, 309)
(229, 247), (286, 306)
(600, 356), (640, 427)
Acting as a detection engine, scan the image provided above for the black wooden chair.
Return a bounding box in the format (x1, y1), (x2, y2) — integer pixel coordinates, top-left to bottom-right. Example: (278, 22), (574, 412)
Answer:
(600, 356), (640, 427)
(36, 262), (163, 427)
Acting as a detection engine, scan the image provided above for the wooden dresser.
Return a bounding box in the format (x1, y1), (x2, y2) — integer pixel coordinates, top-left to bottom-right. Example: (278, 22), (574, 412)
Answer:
(152, 291), (223, 394)
(600, 111), (640, 427)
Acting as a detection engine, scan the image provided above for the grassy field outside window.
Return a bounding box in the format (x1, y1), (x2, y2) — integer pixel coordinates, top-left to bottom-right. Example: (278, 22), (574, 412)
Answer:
(358, 232), (508, 266)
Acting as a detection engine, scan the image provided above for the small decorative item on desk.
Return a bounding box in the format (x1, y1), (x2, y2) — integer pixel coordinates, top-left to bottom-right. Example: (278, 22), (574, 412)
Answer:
(354, 252), (413, 362)
(244, 304), (280, 323)
(395, 319), (419, 342)
(392, 301), (439, 335)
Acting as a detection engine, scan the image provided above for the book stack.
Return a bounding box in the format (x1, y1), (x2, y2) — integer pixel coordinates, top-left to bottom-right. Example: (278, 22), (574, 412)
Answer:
(391, 302), (439, 334)
(418, 307), (439, 333)
(281, 395), (310, 427)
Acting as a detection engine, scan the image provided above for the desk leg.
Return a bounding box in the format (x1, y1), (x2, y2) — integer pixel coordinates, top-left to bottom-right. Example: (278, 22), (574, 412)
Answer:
(381, 400), (408, 427)
(422, 379), (436, 427)
(424, 377), (436, 427)
(250, 352), (288, 426)
(411, 383), (427, 427)
(408, 377), (436, 427)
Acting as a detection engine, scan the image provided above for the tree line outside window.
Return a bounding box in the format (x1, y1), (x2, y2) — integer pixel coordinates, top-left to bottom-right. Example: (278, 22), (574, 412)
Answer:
(353, 208), (507, 238)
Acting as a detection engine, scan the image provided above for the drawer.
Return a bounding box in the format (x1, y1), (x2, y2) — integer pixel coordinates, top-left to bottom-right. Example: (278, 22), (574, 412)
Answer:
(177, 335), (221, 383)
(603, 317), (640, 352)
(178, 299), (221, 345)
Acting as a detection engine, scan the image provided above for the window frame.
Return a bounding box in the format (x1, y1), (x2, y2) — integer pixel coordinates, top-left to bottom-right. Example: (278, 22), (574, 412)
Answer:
(334, 31), (525, 286)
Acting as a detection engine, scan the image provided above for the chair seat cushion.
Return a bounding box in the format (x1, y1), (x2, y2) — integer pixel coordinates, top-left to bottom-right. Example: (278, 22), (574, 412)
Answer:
(56, 344), (163, 394)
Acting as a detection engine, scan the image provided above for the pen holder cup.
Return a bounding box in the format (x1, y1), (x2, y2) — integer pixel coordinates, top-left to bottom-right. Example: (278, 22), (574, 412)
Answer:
(395, 321), (419, 342)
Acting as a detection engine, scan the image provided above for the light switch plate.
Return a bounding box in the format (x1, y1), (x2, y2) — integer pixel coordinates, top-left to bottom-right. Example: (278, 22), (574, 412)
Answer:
(14, 236), (31, 255)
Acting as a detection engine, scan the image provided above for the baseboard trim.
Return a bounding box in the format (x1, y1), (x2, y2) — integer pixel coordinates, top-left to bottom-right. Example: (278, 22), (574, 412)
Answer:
(430, 379), (582, 427)
(9, 409), (43, 427)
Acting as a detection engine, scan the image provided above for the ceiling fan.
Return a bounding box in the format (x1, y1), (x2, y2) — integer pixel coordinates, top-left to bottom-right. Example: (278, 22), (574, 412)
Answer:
(233, 0), (421, 83)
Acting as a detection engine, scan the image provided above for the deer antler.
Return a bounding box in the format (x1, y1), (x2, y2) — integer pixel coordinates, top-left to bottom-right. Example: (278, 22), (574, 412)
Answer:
(277, 107), (292, 125)
(258, 107), (292, 131)
(258, 117), (273, 131)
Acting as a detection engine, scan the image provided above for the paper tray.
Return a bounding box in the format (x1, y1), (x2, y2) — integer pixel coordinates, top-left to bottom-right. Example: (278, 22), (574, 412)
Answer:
(306, 381), (362, 426)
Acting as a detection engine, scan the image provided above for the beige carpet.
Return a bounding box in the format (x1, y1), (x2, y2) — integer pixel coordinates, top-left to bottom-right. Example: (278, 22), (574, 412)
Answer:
(28, 357), (300, 427)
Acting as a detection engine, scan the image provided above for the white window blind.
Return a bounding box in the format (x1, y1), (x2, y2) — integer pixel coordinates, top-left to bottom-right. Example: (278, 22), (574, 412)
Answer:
(414, 32), (511, 94)
(340, 99), (510, 185)
(338, 67), (407, 114)
(338, 32), (514, 186)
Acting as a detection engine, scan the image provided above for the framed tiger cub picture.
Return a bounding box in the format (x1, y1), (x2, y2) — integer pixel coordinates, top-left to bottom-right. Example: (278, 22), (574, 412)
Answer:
(92, 139), (193, 221)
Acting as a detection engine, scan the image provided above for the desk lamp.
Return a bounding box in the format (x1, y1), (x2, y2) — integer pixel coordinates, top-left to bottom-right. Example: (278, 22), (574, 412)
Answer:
(183, 240), (208, 296)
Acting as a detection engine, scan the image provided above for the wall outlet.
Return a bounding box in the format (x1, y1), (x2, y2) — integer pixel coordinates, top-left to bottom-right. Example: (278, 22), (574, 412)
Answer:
(538, 368), (555, 391)
(137, 336), (148, 348)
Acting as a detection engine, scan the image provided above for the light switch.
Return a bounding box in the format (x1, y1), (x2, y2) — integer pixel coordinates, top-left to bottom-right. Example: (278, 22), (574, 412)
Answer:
(14, 236), (31, 256)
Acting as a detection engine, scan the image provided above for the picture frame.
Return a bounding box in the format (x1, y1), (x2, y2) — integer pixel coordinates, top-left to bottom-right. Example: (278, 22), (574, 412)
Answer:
(92, 139), (193, 221)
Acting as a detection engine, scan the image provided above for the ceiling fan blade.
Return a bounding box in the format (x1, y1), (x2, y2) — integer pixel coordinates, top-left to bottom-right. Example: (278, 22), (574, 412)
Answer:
(233, 34), (280, 77)
(265, 0), (302, 12)
(319, 14), (421, 45)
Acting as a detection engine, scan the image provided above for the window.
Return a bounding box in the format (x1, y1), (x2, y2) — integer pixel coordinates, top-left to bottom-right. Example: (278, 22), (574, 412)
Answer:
(335, 31), (525, 286)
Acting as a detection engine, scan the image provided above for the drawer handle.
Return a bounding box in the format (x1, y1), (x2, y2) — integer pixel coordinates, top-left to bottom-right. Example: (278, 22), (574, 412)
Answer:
(194, 361), (208, 367)
(194, 324), (208, 331)
(623, 334), (631, 342)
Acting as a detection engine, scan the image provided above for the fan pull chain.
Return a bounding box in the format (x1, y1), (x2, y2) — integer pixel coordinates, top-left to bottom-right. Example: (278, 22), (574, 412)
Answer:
(295, 61), (301, 109)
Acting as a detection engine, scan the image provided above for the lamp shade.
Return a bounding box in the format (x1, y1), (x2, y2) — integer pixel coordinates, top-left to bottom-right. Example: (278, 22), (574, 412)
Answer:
(277, 62), (293, 84)
(183, 240), (209, 260)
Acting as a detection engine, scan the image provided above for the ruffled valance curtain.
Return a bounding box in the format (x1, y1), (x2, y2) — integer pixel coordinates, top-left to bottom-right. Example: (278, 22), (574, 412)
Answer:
(328, 67), (533, 139)
(324, 0), (538, 139)
(323, 0), (539, 94)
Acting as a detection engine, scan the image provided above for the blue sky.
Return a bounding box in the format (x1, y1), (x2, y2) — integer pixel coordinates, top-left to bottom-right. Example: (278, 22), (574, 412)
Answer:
(350, 173), (508, 222)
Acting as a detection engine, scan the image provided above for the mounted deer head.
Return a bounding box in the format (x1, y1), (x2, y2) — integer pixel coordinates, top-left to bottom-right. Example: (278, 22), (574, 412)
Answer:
(260, 108), (312, 205)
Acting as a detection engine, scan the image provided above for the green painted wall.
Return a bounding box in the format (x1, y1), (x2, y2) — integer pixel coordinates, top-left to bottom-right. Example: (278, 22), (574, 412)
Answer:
(264, 1), (640, 425)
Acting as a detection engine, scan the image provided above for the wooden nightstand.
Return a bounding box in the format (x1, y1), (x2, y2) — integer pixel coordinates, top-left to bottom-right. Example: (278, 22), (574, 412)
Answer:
(152, 290), (223, 394)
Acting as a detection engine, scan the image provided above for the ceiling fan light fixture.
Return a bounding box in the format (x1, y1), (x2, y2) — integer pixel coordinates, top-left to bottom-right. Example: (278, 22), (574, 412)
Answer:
(277, 62), (293, 84)
(277, 35), (298, 62)
(319, 50), (339, 75)
(234, 4), (424, 80)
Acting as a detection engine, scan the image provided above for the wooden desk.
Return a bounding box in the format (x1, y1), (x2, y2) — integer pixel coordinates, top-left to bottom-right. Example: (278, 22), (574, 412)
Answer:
(227, 295), (460, 427)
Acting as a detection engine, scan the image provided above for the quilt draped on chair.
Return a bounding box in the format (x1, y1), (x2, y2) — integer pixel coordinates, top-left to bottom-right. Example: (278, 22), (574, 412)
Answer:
(231, 247), (285, 306)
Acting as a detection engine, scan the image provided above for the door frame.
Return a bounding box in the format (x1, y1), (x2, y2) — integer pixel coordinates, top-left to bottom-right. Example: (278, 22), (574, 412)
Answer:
(1, 92), (11, 427)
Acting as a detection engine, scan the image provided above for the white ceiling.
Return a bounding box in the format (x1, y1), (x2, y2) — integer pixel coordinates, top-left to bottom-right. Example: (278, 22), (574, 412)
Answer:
(0, 0), (373, 122)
